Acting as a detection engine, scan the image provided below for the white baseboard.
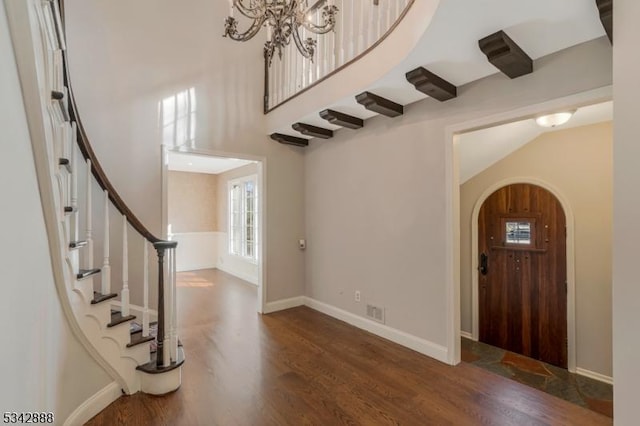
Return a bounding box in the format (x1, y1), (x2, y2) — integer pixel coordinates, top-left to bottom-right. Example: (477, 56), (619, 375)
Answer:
(460, 331), (474, 340)
(303, 297), (449, 364)
(64, 381), (121, 426)
(263, 296), (305, 314)
(217, 264), (258, 286)
(576, 367), (613, 385)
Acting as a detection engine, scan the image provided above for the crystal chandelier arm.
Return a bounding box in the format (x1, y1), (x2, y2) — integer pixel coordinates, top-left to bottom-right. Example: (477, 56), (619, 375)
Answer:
(291, 25), (314, 59)
(234, 0), (266, 20)
(224, 15), (266, 42)
(301, 5), (338, 34)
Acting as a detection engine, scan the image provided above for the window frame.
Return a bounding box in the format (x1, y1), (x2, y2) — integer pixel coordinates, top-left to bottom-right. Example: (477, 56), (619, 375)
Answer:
(228, 174), (258, 263)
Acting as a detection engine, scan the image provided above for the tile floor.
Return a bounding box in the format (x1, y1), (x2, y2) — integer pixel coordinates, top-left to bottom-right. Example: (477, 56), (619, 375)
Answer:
(461, 338), (613, 418)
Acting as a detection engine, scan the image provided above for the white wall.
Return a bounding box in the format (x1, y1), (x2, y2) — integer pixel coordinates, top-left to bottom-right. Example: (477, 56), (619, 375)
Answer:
(305, 38), (612, 356)
(613, 0), (640, 422)
(172, 232), (220, 272)
(64, 0), (305, 302)
(0, 3), (111, 419)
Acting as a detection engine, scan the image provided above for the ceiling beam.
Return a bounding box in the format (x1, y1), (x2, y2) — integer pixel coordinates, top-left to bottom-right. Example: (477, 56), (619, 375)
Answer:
(355, 91), (403, 117)
(292, 122), (334, 139)
(319, 109), (364, 129)
(405, 67), (457, 102)
(478, 30), (533, 79)
(270, 133), (309, 147)
(595, 0), (612, 43)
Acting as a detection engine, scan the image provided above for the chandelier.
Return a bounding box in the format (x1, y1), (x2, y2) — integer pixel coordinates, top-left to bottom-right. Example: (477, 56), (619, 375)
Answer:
(223, 0), (339, 66)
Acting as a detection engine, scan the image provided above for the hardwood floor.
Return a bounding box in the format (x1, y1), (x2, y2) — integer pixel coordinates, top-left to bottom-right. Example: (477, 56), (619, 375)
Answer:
(86, 269), (611, 425)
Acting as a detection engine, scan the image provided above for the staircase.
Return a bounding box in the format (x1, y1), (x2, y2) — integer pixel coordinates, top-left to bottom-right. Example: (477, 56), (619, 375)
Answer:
(6, 0), (184, 396)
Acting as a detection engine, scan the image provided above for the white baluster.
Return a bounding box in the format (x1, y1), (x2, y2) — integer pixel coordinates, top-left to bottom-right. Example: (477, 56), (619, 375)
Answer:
(367, 0), (375, 49)
(142, 241), (150, 337)
(376, 0), (383, 42)
(358, 0), (365, 54)
(121, 215), (130, 316)
(101, 190), (111, 295)
(85, 159), (93, 270)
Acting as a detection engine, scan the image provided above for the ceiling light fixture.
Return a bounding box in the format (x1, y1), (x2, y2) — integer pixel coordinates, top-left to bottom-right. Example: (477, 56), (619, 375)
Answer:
(535, 111), (576, 128)
(223, 0), (339, 67)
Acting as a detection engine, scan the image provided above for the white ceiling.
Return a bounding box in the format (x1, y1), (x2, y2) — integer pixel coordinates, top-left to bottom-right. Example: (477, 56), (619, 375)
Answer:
(168, 151), (255, 175)
(273, 0), (607, 138)
(458, 101), (613, 183)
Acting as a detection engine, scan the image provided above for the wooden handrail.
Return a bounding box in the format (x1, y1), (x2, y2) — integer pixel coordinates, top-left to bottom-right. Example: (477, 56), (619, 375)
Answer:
(58, 0), (162, 244)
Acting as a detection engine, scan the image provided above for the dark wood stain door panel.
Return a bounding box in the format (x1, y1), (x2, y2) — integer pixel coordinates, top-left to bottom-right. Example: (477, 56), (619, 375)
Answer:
(478, 183), (567, 368)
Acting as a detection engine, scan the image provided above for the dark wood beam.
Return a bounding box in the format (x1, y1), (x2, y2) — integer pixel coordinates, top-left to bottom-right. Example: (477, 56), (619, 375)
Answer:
(355, 91), (403, 117)
(270, 133), (309, 147)
(478, 30), (533, 79)
(292, 122), (334, 139)
(405, 67), (457, 101)
(595, 0), (612, 43)
(319, 109), (364, 129)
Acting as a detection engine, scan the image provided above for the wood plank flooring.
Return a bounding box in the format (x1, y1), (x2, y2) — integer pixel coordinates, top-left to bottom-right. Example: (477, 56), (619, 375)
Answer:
(86, 269), (611, 425)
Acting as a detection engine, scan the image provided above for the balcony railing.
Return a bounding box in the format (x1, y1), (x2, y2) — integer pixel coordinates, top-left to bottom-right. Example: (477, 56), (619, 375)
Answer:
(264, 0), (414, 112)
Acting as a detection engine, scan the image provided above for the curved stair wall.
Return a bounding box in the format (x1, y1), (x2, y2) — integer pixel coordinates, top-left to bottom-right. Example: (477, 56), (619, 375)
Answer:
(6, 0), (184, 401)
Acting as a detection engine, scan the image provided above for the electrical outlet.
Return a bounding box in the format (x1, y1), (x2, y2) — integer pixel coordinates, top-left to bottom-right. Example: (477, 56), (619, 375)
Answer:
(355, 291), (361, 302)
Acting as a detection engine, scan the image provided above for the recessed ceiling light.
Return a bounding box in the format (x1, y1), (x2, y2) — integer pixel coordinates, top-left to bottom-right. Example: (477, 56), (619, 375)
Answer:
(188, 162), (193, 166)
(535, 111), (576, 128)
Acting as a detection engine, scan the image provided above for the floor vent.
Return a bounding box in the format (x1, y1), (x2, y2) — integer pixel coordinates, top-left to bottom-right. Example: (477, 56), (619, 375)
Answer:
(366, 304), (385, 324)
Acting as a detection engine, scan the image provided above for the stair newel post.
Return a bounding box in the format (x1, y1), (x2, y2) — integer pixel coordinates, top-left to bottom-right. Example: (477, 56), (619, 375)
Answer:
(154, 242), (166, 368)
(101, 190), (111, 295)
(142, 240), (150, 337)
(121, 215), (130, 317)
(153, 241), (177, 368)
(163, 247), (172, 367)
(69, 122), (78, 243)
(85, 159), (93, 269)
(170, 246), (178, 362)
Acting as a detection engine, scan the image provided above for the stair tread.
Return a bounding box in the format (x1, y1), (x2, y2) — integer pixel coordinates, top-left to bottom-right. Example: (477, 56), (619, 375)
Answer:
(136, 345), (185, 375)
(69, 240), (87, 249)
(77, 268), (100, 280)
(64, 206), (77, 214)
(91, 291), (117, 305)
(108, 310), (136, 328)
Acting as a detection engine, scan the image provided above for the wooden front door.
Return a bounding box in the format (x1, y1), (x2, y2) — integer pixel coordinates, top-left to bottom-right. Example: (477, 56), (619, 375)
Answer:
(478, 183), (567, 368)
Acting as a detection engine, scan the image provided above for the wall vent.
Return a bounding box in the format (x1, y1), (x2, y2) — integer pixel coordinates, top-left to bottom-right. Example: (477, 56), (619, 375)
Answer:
(366, 304), (385, 324)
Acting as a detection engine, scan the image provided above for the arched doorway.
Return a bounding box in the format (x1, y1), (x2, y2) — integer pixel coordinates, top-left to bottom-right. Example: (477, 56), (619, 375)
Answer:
(478, 183), (567, 368)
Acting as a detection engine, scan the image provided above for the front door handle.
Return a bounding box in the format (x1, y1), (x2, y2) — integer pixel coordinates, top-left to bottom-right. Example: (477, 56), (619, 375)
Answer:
(479, 252), (488, 275)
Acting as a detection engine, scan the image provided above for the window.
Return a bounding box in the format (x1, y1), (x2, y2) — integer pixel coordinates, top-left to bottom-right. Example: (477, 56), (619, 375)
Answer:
(505, 221), (531, 245)
(501, 217), (536, 248)
(160, 88), (196, 149)
(228, 176), (258, 261)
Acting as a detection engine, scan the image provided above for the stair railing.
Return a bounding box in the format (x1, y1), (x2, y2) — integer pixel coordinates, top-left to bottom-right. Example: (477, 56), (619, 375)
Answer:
(51, 0), (179, 369)
(264, 0), (415, 112)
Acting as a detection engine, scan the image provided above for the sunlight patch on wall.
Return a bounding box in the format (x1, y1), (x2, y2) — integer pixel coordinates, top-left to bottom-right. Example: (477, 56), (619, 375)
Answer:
(160, 87), (197, 149)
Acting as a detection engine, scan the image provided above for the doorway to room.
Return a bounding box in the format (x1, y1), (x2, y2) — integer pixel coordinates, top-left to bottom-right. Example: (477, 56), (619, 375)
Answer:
(162, 149), (266, 313)
(450, 95), (614, 416)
